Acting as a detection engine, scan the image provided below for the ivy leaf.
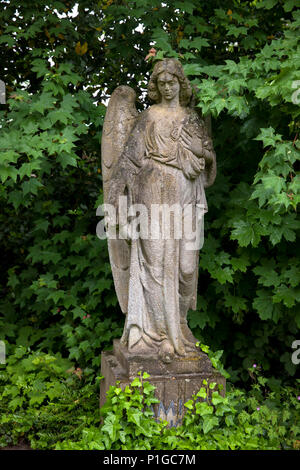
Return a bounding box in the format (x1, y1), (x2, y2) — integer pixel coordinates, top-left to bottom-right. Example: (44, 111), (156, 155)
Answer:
(283, 0), (298, 12)
(0, 150), (19, 164)
(273, 285), (300, 308)
(227, 78), (247, 93)
(230, 255), (250, 272)
(196, 401), (213, 416)
(48, 109), (70, 125)
(226, 25), (248, 38)
(0, 165), (18, 183)
(227, 96), (249, 116)
(262, 174), (285, 193)
(254, 261), (280, 287)
(152, 27), (174, 53)
(22, 178), (44, 196)
(250, 183), (272, 207)
(131, 378), (142, 387)
(230, 220), (262, 247)
(254, 127), (282, 147)
(174, 1), (195, 14)
(183, 63), (202, 76)
(256, 0), (278, 9)
(0, 35), (15, 47)
(190, 37), (210, 50)
(30, 92), (56, 114)
(224, 294), (247, 314)
(57, 152), (77, 169)
(46, 290), (65, 304)
(9, 396), (25, 410)
(19, 162), (42, 180)
(202, 416), (219, 434)
(34, 220), (50, 233)
(39, 251), (62, 265)
(127, 408), (141, 427)
(253, 289), (281, 321)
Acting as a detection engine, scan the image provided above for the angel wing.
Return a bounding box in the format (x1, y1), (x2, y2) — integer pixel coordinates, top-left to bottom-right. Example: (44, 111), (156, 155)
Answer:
(101, 86), (138, 314)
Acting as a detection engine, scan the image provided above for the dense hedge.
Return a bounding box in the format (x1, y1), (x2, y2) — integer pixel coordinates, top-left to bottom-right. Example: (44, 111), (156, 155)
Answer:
(0, 0), (299, 395)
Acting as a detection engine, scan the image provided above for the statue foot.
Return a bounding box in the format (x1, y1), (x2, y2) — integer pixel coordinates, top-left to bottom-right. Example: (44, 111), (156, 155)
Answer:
(128, 326), (142, 350)
(159, 340), (175, 364)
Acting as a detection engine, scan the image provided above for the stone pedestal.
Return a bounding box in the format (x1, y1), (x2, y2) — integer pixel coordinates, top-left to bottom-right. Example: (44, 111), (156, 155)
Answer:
(100, 339), (226, 427)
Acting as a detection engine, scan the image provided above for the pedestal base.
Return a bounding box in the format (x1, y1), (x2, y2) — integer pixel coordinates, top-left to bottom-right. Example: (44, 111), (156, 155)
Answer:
(100, 339), (226, 427)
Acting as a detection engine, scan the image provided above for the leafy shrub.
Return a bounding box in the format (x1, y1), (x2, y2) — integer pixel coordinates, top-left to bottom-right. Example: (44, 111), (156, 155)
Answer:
(1, 348), (299, 450)
(176, 373), (300, 450)
(0, 347), (101, 449)
(56, 368), (300, 451)
(56, 372), (167, 450)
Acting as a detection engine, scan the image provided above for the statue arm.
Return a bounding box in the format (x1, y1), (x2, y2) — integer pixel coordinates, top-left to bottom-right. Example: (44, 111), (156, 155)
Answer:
(201, 120), (216, 188)
(186, 109), (216, 187)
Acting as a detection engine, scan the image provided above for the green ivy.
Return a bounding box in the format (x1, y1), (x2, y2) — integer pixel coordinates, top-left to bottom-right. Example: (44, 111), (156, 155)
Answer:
(0, 347), (101, 449)
(1, 349), (299, 450)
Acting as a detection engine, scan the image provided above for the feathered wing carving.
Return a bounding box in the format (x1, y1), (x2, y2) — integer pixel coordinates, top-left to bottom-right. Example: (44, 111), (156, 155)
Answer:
(101, 86), (138, 314)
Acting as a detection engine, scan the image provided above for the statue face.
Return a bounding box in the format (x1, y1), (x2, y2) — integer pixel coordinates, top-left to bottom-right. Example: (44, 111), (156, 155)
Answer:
(157, 72), (180, 101)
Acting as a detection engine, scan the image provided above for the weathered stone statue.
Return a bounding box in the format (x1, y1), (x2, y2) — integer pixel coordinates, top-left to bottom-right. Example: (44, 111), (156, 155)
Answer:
(100, 59), (223, 425)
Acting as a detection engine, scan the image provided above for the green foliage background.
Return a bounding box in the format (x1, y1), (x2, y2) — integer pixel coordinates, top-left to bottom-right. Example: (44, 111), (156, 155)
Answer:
(0, 0), (299, 403)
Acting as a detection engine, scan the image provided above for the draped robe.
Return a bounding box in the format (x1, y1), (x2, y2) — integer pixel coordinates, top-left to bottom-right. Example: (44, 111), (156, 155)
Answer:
(110, 104), (216, 356)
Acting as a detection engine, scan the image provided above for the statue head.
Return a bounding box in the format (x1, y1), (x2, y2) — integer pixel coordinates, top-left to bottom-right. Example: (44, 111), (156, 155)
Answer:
(148, 58), (193, 107)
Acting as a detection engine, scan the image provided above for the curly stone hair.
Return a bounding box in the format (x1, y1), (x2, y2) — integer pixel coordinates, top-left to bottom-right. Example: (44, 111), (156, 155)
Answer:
(147, 58), (193, 107)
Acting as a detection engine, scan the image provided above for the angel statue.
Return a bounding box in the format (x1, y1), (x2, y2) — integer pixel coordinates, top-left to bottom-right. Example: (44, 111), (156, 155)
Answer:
(101, 58), (216, 364)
